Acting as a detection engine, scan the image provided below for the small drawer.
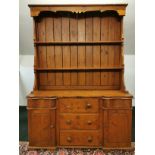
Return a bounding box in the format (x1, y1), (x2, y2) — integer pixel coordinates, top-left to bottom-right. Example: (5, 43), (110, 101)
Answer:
(60, 131), (101, 146)
(103, 98), (132, 109)
(60, 114), (99, 130)
(28, 98), (56, 108)
(59, 98), (99, 113)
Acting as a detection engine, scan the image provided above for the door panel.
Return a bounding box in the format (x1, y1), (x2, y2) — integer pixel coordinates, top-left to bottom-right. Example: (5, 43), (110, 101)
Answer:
(28, 109), (56, 147)
(103, 98), (132, 147)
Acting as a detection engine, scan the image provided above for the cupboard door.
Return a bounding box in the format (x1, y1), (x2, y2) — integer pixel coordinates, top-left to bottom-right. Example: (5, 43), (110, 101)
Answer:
(104, 109), (132, 147)
(28, 109), (56, 147)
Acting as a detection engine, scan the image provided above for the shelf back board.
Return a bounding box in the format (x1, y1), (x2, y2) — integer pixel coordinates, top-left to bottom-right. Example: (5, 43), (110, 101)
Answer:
(29, 5), (127, 90)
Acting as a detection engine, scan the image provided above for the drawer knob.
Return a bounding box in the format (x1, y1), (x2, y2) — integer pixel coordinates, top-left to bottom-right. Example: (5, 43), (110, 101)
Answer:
(66, 120), (72, 125)
(66, 105), (71, 109)
(88, 136), (93, 142)
(86, 103), (92, 109)
(50, 125), (54, 128)
(67, 137), (72, 142)
(87, 120), (92, 125)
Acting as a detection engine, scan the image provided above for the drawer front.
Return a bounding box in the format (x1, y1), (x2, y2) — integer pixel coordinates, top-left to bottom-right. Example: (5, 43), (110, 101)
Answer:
(28, 98), (56, 108)
(59, 98), (99, 113)
(60, 131), (101, 146)
(60, 114), (99, 130)
(103, 98), (132, 109)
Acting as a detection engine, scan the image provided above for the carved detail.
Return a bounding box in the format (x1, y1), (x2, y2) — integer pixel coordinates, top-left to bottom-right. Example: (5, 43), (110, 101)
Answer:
(31, 9), (126, 17)
(117, 9), (126, 16)
(29, 5), (127, 17)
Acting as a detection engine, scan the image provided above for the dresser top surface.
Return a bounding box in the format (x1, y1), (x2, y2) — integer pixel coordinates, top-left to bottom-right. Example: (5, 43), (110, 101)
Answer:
(28, 90), (132, 98)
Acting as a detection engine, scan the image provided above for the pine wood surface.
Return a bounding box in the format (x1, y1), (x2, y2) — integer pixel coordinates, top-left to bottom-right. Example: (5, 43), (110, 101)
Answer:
(27, 4), (132, 150)
(28, 4), (128, 17)
(32, 8), (124, 90)
(28, 90), (132, 98)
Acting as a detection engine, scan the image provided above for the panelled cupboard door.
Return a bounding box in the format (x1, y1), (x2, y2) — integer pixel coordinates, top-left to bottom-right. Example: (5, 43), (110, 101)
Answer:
(28, 109), (56, 147)
(103, 109), (132, 147)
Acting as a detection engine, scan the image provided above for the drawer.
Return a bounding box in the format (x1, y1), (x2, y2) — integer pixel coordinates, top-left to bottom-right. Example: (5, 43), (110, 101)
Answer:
(60, 131), (101, 146)
(60, 114), (99, 130)
(59, 98), (99, 113)
(28, 98), (56, 108)
(103, 98), (132, 109)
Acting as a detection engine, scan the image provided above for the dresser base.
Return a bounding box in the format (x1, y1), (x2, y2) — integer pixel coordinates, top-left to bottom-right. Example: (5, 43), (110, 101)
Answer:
(27, 91), (133, 150)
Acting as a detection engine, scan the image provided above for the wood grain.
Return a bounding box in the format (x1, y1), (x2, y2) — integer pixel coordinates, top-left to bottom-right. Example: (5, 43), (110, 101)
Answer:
(27, 5), (132, 150)
(70, 17), (78, 85)
(78, 17), (86, 85)
(54, 17), (63, 86)
(45, 17), (56, 86)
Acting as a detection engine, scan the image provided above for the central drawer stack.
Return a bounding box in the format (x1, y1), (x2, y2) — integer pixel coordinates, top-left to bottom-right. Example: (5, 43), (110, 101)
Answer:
(58, 98), (102, 147)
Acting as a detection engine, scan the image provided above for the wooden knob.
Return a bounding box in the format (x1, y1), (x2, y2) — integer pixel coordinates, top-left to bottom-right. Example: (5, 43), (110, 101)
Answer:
(66, 120), (72, 125)
(87, 120), (92, 125)
(50, 125), (54, 128)
(86, 103), (92, 108)
(66, 105), (71, 109)
(67, 137), (72, 142)
(88, 136), (93, 142)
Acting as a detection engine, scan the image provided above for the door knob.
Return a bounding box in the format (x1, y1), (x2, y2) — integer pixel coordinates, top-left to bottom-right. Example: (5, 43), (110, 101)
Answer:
(87, 120), (92, 125)
(88, 136), (93, 142)
(66, 105), (71, 109)
(50, 125), (54, 128)
(86, 103), (92, 109)
(67, 137), (72, 142)
(66, 120), (72, 125)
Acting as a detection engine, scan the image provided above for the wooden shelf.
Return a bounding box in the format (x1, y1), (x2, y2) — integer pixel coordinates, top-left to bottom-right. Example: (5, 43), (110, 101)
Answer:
(34, 41), (123, 45)
(34, 67), (123, 71)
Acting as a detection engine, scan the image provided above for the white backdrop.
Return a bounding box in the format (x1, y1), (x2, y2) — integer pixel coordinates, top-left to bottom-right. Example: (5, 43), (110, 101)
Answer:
(19, 55), (135, 106)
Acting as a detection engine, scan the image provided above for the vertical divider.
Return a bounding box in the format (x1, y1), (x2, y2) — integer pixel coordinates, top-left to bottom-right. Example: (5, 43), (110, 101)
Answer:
(33, 19), (38, 90)
(113, 17), (121, 87)
(93, 16), (101, 86)
(107, 17), (114, 86)
(78, 15), (86, 85)
(62, 15), (71, 86)
(120, 17), (126, 91)
(38, 17), (47, 87)
(70, 14), (78, 85)
(85, 16), (93, 85)
(45, 18), (48, 86)
(101, 17), (108, 86)
(46, 17), (56, 86)
(61, 17), (64, 86)
(54, 16), (63, 86)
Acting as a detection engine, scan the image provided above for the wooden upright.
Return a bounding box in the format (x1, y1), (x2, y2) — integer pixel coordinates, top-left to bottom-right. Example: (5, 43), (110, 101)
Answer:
(27, 4), (132, 150)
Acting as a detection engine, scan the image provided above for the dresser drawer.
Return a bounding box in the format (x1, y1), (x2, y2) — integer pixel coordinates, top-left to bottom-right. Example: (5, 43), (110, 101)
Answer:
(60, 114), (99, 130)
(60, 131), (101, 146)
(102, 98), (132, 109)
(59, 98), (99, 113)
(28, 98), (56, 108)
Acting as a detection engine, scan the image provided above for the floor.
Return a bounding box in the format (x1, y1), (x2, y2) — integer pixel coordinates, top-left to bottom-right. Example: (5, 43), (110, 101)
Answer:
(19, 141), (135, 155)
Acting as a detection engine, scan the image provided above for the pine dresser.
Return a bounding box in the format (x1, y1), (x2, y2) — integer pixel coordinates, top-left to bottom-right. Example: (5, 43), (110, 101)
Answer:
(27, 4), (133, 151)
